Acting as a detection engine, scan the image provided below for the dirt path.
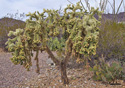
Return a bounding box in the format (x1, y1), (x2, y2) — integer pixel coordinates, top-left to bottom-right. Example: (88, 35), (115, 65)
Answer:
(0, 51), (50, 88)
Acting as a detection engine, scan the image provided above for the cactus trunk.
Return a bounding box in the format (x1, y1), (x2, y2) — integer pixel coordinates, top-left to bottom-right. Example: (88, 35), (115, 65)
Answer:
(61, 60), (69, 84)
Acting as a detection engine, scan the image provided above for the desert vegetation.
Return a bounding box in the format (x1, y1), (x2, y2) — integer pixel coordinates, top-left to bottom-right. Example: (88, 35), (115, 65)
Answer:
(0, 17), (25, 51)
(0, 0), (125, 88)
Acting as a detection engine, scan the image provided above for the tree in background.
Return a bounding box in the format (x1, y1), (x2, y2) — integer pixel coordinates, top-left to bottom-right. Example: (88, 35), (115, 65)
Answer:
(68, 0), (124, 21)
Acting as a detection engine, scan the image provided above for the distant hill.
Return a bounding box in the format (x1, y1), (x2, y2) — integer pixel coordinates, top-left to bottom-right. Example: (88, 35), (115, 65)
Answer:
(94, 12), (125, 22)
(0, 17), (25, 50)
(0, 17), (25, 33)
(0, 17), (25, 28)
(0, 12), (124, 24)
(102, 12), (125, 22)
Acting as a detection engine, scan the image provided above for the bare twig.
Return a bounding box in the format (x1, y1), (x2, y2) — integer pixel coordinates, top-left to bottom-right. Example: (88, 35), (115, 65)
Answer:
(113, 0), (115, 14)
(80, 0), (86, 10)
(99, 0), (103, 11)
(107, 0), (114, 12)
(107, 0), (123, 14)
(67, 0), (74, 5)
(123, 1), (125, 12)
(123, 1), (125, 19)
(103, 0), (108, 12)
(116, 0), (124, 14)
(99, 0), (108, 12)
(85, 0), (90, 11)
(58, 5), (63, 14)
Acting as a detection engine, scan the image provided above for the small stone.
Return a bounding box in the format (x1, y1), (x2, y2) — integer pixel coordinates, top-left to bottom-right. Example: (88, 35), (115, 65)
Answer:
(59, 80), (62, 83)
(68, 75), (72, 78)
(92, 83), (96, 86)
(99, 84), (103, 85)
(41, 83), (44, 86)
(68, 85), (71, 87)
(38, 74), (45, 78)
(38, 79), (41, 81)
(74, 86), (77, 87)
(84, 81), (87, 84)
(34, 86), (38, 88)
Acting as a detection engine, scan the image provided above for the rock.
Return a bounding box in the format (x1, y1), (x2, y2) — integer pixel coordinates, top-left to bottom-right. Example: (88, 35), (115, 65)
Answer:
(53, 86), (56, 88)
(26, 87), (29, 88)
(46, 58), (54, 66)
(68, 75), (72, 78)
(41, 83), (45, 86)
(38, 74), (45, 78)
(68, 84), (71, 87)
(74, 86), (77, 87)
(92, 83), (96, 86)
(59, 80), (62, 83)
(84, 81), (87, 84)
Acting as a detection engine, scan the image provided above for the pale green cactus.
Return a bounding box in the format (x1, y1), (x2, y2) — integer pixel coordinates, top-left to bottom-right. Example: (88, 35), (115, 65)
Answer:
(6, 2), (102, 74)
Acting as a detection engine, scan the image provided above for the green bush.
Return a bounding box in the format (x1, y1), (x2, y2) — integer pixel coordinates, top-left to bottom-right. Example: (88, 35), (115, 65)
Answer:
(90, 55), (124, 84)
(96, 20), (125, 60)
(47, 37), (65, 51)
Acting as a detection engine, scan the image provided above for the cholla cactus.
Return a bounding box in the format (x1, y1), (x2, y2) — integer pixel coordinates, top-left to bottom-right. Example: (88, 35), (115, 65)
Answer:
(5, 2), (102, 84)
(64, 5), (102, 61)
(5, 28), (32, 70)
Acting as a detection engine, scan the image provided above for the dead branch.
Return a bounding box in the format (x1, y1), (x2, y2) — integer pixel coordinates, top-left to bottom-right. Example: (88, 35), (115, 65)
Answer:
(67, 0), (74, 5)
(116, 0), (124, 14)
(80, 0), (86, 10)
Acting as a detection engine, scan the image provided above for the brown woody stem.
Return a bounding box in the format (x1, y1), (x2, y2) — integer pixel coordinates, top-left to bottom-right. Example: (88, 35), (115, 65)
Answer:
(46, 45), (60, 66)
(35, 50), (40, 74)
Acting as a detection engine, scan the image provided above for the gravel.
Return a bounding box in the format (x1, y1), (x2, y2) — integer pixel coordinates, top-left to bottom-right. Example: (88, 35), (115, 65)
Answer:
(0, 51), (50, 88)
(0, 51), (124, 88)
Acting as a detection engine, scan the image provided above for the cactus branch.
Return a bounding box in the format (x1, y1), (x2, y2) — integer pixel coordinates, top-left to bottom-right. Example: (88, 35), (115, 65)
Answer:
(46, 45), (60, 66)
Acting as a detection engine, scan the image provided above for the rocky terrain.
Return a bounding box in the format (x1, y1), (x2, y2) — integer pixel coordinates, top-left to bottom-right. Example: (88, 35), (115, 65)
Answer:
(0, 49), (124, 88)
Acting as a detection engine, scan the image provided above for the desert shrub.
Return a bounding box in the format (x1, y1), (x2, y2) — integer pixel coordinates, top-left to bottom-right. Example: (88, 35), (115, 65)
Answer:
(5, 2), (103, 84)
(0, 17), (25, 50)
(90, 55), (124, 84)
(95, 20), (125, 61)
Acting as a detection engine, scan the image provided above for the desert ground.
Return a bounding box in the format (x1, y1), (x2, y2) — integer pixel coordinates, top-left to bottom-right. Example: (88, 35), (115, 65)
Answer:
(0, 49), (124, 88)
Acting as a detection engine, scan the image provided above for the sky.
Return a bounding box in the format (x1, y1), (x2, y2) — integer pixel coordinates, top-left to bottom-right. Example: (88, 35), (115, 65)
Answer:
(0, 0), (125, 20)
